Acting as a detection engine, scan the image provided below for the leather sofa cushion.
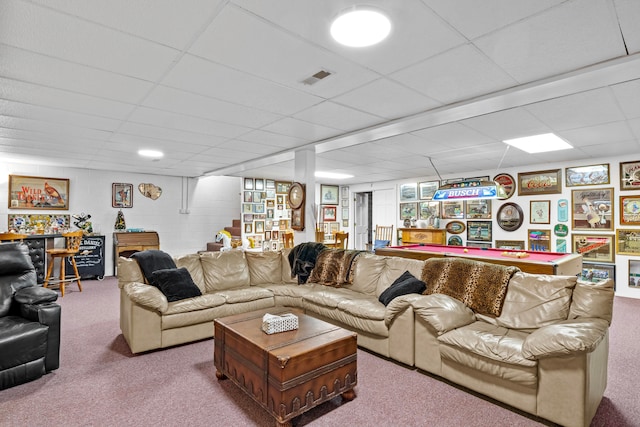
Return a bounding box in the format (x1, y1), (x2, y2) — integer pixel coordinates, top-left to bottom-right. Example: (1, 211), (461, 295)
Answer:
(438, 321), (536, 368)
(148, 268), (202, 302)
(257, 283), (317, 298)
(214, 287), (274, 304)
(175, 254), (206, 293)
(201, 251), (250, 291)
(246, 251), (282, 285)
(165, 293), (226, 315)
(569, 278), (614, 323)
(337, 297), (386, 321)
(0, 316), (48, 370)
(117, 257), (145, 288)
(412, 294), (476, 334)
(303, 287), (358, 309)
(377, 257), (424, 298)
(477, 272), (576, 329)
(346, 253), (386, 296)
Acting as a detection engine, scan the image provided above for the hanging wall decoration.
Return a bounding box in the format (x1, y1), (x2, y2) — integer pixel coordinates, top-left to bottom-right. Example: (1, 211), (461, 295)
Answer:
(114, 209), (126, 230)
(139, 183), (162, 200)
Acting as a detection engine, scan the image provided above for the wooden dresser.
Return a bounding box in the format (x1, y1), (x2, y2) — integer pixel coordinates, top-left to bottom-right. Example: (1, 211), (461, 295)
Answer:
(399, 228), (445, 245)
(112, 231), (159, 274)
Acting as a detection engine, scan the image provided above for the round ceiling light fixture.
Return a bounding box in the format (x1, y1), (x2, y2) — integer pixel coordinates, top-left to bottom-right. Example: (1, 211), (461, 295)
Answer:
(138, 149), (164, 159)
(330, 6), (391, 47)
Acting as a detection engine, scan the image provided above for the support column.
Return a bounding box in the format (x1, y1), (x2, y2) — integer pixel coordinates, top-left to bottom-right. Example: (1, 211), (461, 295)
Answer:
(294, 147), (316, 243)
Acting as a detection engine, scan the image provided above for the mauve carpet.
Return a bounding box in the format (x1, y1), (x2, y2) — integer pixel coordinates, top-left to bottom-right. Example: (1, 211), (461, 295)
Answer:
(1, 278), (638, 427)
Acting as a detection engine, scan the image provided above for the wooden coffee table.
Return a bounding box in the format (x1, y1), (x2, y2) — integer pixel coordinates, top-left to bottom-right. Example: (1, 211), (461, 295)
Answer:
(214, 307), (357, 427)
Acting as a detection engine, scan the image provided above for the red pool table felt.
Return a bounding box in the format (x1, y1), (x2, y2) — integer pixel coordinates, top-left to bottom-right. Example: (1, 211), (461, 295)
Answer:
(394, 244), (566, 263)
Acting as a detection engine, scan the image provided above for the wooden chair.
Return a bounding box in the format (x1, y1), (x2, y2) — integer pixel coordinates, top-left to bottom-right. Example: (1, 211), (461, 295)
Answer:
(282, 231), (294, 249)
(368, 225), (394, 251)
(334, 232), (349, 249)
(315, 230), (325, 243)
(44, 230), (84, 297)
(0, 232), (28, 242)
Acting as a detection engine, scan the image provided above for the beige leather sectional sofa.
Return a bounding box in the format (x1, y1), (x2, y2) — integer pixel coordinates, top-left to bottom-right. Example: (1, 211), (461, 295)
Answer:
(117, 249), (614, 427)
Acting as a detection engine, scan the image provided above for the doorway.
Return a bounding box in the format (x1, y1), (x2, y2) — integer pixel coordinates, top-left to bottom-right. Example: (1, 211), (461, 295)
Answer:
(354, 192), (372, 250)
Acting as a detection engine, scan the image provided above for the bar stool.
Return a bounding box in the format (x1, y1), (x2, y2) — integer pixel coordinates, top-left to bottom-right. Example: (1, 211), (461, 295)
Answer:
(44, 230), (84, 297)
(0, 232), (28, 242)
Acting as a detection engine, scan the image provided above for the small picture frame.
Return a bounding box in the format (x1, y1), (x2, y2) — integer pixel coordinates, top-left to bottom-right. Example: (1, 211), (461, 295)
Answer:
(112, 183), (133, 208)
(565, 164), (609, 187)
(441, 200), (464, 219)
(465, 199), (491, 219)
(243, 191), (252, 203)
(528, 229), (551, 252)
(244, 178), (254, 190)
(291, 209), (304, 231)
(495, 240), (526, 250)
(445, 220), (465, 234)
(493, 173), (516, 199)
(517, 169), (562, 196)
(467, 220), (492, 242)
(341, 186), (349, 199)
(322, 206), (337, 222)
(467, 242), (492, 249)
(400, 202), (417, 220)
(320, 185), (339, 205)
(342, 207), (349, 220)
(419, 201), (440, 220)
(399, 183), (418, 202)
(265, 179), (275, 189)
(573, 233), (615, 263)
(255, 220), (264, 234)
(571, 188), (614, 230)
(254, 179), (264, 191)
(629, 260), (640, 288)
(617, 229), (640, 255)
(419, 181), (439, 200)
(581, 262), (615, 283)
(620, 195), (640, 225)
(530, 200), (550, 224)
(244, 223), (253, 233)
(619, 160), (640, 191)
(276, 181), (291, 194)
(496, 202), (523, 231)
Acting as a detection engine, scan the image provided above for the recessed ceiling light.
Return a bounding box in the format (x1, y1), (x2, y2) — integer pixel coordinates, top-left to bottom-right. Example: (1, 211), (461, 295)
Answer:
(315, 171), (354, 179)
(330, 6), (391, 47)
(503, 133), (573, 154)
(138, 149), (164, 159)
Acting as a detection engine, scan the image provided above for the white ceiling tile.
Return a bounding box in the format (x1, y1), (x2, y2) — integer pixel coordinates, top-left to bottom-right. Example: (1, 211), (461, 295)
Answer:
(410, 122), (495, 148)
(558, 121), (635, 147)
(0, 0), (180, 81)
(188, 5), (379, 98)
(612, 79), (640, 119)
(118, 122), (226, 147)
(261, 117), (341, 141)
(460, 107), (551, 140)
(423, 0), (565, 40)
(525, 88), (626, 131)
(333, 78), (441, 120)
(235, 130), (308, 150)
(614, 0), (640, 54)
(474, 0), (626, 83)
(293, 101), (382, 132)
(163, 54), (323, 115)
(32, 0), (225, 50)
(391, 44), (517, 104)
(143, 86), (283, 128)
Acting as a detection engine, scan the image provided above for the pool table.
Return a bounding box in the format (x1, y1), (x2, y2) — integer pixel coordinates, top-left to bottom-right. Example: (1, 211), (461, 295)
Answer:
(375, 244), (582, 276)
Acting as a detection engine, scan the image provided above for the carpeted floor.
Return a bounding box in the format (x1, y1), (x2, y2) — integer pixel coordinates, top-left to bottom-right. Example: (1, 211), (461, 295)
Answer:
(1, 278), (638, 427)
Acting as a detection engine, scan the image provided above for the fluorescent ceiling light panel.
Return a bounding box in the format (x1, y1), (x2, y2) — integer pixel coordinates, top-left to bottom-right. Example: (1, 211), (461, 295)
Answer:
(315, 171), (354, 179)
(330, 7), (391, 47)
(503, 133), (573, 153)
(138, 149), (164, 159)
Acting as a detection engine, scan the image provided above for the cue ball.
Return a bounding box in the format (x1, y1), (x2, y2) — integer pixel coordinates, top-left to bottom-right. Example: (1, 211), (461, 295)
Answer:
(463, 249), (468, 253)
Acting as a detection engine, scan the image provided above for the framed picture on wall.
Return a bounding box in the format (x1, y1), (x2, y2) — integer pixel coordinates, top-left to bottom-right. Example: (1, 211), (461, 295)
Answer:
(322, 206), (337, 222)
(629, 260), (640, 288)
(620, 195), (640, 225)
(530, 200), (550, 224)
(571, 188), (614, 230)
(418, 181), (439, 200)
(573, 234), (615, 263)
(112, 183), (133, 208)
(400, 203), (417, 220)
(565, 164), (609, 186)
(244, 178), (254, 190)
(419, 201), (440, 220)
(620, 160), (640, 191)
(8, 175), (70, 210)
(528, 229), (551, 252)
(320, 185), (339, 205)
(517, 169), (562, 196)
(581, 262), (615, 283)
(465, 199), (491, 219)
(616, 229), (640, 255)
(496, 202), (523, 231)
(399, 183), (418, 201)
(441, 200), (464, 219)
(495, 240), (526, 250)
(467, 221), (492, 242)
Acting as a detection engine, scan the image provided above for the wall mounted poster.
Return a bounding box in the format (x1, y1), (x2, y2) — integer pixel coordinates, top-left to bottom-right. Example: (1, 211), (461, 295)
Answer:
(565, 164), (610, 186)
(112, 183), (133, 208)
(8, 175), (70, 210)
(620, 195), (640, 225)
(573, 234), (615, 263)
(620, 160), (640, 191)
(571, 188), (614, 230)
(493, 173), (516, 199)
(517, 169), (562, 196)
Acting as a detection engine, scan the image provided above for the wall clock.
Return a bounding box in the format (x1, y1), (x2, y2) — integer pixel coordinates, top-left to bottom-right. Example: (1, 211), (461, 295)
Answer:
(287, 182), (305, 210)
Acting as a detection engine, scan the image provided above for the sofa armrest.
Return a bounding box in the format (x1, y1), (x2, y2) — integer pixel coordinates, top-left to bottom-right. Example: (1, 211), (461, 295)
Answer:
(124, 282), (169, 313)
(14, 286), (58, 305)
(19, 302), (61, 371)
(522, 318), (610, 359)
(411, 294), (476, 334)
(385, 294), (422, 326)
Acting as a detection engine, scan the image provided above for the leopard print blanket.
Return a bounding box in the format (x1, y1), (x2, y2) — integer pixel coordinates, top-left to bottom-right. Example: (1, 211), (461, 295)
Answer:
(307, 249), (364, 287)
(421, 257), (519, 317)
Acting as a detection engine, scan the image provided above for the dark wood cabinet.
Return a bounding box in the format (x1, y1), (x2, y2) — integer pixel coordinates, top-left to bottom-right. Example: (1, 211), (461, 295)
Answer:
(112, 231), (159, 275)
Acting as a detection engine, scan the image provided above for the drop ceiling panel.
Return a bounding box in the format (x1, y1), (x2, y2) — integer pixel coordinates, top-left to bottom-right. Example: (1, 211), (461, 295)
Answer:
(525, 88), (626, 131)
(580, 140), (640, 157)
(0, 77), (136, 120)
(558, 121), (635, 147)
(188, 5), (379, 98)
(410, 122), (495, 149)
(261, 117), (342, 141)
(128, 107), (251, 139)
(474, 0), (626, 83)
(614, 0), (640, 54)
(460, 108), (551, 140)
(293, 101), (382, 132)
(423, 0), (565, 40)
(333, 78), (441, 120)
(0, 0), (181, 81)
(0, 115), (112, 140)
(235, 130), (308, 150)
(143, 85), (283, 128)
(32, 0), (225, 50)
(163, 54), (323, 115)
(611, 79), (640, 119)
(391, 44), (518, 104)
(117, 122), (226, 147)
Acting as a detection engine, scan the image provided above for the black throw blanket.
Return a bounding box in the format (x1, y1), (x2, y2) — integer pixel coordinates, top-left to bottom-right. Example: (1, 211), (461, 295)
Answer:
(131, 250), (177, 282)
(288, 242), (327, 284)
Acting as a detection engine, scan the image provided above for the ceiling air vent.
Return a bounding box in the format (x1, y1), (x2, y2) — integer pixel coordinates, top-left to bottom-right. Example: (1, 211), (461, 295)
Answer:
(301, 70), (333, 85)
